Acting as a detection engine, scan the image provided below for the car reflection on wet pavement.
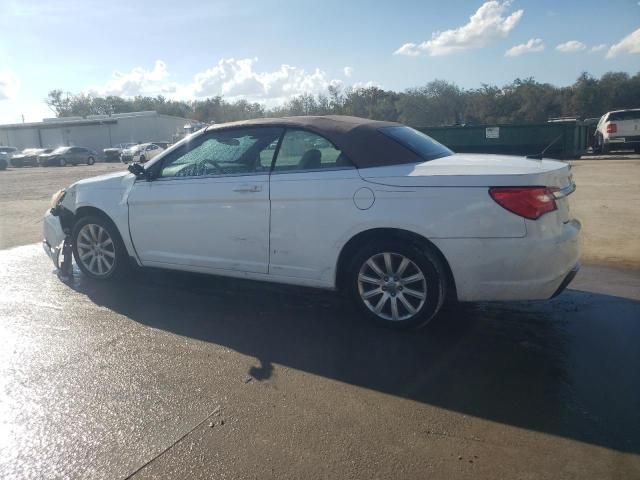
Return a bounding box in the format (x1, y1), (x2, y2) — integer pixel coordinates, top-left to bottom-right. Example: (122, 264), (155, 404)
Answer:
(1, 244), (639, 479)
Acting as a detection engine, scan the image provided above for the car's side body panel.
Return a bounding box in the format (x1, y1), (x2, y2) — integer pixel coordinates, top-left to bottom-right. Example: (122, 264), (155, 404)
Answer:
(59, 172), (138, 262)
(268, 169), (528, 288)
(127, 174), (271, 273)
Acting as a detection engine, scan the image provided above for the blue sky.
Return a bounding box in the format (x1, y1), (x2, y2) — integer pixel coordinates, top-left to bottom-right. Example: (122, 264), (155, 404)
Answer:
(0, 0), (638, 123)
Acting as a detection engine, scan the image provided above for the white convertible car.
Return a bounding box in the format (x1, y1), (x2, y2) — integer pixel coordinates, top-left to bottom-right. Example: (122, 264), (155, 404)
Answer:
(43, 116), (581, 329)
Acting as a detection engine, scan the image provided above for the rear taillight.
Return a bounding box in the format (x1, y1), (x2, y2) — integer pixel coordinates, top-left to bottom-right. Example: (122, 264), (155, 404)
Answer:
(606, 123), (617, 134)
(489, 187), (557, 220)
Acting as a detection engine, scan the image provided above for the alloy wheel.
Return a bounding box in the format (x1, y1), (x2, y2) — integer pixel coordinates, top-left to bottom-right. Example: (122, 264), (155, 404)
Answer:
(357, 252), (427, 321)
(76, 223), (116, 276)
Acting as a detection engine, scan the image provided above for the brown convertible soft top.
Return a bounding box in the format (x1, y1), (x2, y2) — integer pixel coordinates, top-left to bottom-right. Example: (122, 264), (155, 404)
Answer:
(205, 115), (425, 169)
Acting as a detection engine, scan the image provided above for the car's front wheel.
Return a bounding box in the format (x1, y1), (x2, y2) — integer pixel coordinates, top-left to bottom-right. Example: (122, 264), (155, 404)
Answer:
(87, 156), (95, 165)
(346, 240), (446, 329)
(72, 215), (127, 280)
(58, 157), (67, 166)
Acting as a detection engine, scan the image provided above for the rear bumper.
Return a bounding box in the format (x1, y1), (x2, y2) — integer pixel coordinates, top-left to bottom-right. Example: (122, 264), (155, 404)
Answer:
(605, 136), (640, 149)
(435, 218), (582, 302)
(551, 262), (580, 298)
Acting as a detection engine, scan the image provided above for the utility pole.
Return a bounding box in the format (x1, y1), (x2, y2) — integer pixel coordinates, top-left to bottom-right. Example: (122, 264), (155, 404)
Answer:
(21, 114), (25, 123)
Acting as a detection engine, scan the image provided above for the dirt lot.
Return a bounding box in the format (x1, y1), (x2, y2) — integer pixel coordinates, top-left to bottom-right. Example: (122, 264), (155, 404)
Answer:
(568, 157), (640, 269)
(0, 163), (125, 250)
(1, 158), (639, 269)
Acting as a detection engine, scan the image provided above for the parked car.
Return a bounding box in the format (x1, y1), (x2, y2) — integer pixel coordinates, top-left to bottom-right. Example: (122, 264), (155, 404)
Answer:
(39, 146), (97, 167)
(10, 148), (54, 167)
(150, 141), (171, 150)
(120, 144), (140, 163)
(595, 109), (640, 153)
(0, 146), (16, 170)
(103, 143), (136, 162)
(132, 143), (164, 163)
(43, 116), (581, 330)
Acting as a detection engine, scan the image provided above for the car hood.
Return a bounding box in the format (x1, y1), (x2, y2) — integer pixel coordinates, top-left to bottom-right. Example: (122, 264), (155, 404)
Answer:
(71, 170), (133, 189)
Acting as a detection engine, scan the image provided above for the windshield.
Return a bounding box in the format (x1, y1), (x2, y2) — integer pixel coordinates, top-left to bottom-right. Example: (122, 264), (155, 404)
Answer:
(379, 126), (453, 161)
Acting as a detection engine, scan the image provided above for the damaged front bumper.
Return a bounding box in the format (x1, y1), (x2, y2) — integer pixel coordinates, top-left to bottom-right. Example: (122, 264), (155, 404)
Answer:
(42, 209), (68, 269)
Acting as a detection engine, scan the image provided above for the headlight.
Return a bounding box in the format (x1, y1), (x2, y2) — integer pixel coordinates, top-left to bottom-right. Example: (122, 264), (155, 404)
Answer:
(51, 189), (66, 208)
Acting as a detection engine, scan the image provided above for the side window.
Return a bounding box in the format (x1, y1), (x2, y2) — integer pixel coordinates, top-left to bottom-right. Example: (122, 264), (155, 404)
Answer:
(273, 129), (352, 172)
(259, 138), (279, 167)
(159, 127), (282, 178)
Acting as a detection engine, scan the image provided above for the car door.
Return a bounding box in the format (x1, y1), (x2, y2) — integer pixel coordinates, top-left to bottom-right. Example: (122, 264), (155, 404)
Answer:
(74, 147), (86, 164)
(268, 129), (363, 284)
(65, 147), (78, 164)
(128, 127), (283, 274)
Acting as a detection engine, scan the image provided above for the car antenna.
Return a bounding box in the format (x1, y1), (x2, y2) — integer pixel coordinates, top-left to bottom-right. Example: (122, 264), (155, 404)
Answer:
(526, 134), (563, 160)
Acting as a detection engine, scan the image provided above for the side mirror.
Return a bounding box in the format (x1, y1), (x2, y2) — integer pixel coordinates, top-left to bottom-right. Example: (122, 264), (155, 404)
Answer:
(128, 162), (151, 181)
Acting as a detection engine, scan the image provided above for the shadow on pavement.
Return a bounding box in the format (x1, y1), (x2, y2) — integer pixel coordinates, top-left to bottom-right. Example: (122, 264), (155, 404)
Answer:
(70, 267), (640, 454)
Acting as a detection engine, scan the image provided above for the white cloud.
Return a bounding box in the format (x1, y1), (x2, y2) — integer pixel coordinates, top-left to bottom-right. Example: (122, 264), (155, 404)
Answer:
(505, 38), (545, 57)
(590, 43), (608, 53)
(343, 66), (353, 78)
(556, 40), (587, 53)
(89, 58), (363, 106)
(394, 1), (523, 56)
(185, 58), (341, 102)
(0, 70), (19, 101)
(606, 28), (640, 58)
(93, 60), (175, 97)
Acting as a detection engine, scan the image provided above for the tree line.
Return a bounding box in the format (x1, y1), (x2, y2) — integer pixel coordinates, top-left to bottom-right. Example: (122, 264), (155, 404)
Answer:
(46, 71), (640, 126)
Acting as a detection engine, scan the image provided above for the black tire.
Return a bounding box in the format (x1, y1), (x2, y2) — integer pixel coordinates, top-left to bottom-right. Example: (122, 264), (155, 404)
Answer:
(72, 214), (128, 280)
(139, 155), (146, 163)
(601, 143), (610, 155)
(345, 239), (447, 330)
(87, 156), (95, 165)
(59, 157), (67, 167)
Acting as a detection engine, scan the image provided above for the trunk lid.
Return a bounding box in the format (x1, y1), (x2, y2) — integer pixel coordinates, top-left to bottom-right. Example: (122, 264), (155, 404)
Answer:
(360, 153), (575, 221)
(613, 118), (640, 137)
(360, 153), (572, 187)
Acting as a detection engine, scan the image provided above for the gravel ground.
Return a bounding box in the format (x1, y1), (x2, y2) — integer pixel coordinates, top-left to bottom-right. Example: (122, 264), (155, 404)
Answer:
(0, 246), (638, 479)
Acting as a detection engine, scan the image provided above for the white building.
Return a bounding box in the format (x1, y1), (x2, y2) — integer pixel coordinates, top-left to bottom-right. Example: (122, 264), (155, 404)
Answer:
(0, 111), (195, 157)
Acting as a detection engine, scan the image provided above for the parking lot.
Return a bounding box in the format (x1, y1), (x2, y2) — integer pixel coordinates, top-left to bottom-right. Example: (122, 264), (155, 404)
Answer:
(1, 159), (639, 479)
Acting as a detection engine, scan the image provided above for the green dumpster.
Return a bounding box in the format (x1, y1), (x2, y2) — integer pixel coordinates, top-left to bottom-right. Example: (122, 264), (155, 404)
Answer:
(416, 120), (588, 159)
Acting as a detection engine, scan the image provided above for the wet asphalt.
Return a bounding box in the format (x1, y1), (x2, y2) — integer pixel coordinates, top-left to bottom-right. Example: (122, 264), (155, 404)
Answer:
(0, 245), (639, 479)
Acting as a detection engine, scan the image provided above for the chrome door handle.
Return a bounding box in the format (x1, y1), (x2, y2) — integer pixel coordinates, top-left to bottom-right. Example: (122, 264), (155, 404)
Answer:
(232, 184), (262, 192)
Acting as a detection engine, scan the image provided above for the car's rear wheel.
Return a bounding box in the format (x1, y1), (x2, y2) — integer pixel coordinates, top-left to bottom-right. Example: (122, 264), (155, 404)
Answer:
(59, 157), (67, 167)
(87, 156), (95, 165)
(346, 240), (446, 329)
(72, 215), (127, 280)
